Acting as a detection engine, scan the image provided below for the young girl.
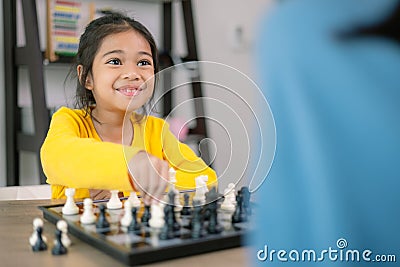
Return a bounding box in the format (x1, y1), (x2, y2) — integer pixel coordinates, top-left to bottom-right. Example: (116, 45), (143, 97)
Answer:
(40, 13), (217, 202)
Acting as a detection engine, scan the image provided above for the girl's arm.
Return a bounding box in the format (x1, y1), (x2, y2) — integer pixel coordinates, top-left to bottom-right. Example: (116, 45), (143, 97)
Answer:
(161, 123), (218, 190)
(40, 107), (140, 191)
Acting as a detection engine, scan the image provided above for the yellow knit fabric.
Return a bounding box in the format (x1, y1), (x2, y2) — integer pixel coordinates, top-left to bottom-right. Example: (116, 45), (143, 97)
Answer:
(40, 107), (217, 199)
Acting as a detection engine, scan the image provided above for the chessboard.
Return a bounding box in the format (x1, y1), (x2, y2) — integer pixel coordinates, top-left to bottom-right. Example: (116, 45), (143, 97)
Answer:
(38, 188), (251, 266)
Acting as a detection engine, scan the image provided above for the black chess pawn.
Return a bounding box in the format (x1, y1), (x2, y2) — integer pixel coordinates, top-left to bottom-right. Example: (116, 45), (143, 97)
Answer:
(167, 190), (180, 231)
(241, 186), (251, 216)
(206, 187), (219, 202)
(207, 210), (222, 234)
(141, 205), (151, 226)
(32, 226), (47, 252)
(168, 189), (175, 204)
(203, 187), (218, 221)
(202, 205), (211, 221)
(180, 193), (192, 216)
(191, 200), (203, 238)
(128, 207), (141, 233)
(238, 190), (248, 223)
(159, 204), (175, 240)
(232, 192), (243, 223)
(206, 188), (222, 234)
(96, 204), (110, 233)
(51, 229), (67, 255)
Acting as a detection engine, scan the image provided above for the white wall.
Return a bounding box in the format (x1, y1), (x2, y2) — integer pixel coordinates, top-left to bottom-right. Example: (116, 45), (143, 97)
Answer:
(1, 0), (272, 188)
(190, 0), (272, 190)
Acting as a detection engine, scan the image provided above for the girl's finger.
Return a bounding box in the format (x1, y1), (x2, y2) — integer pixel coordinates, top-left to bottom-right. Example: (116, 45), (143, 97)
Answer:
(153, 161), (169, 203)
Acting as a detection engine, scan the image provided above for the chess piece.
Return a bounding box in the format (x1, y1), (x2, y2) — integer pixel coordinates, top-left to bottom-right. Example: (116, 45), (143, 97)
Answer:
(141, 205), (151, 226)
(225, 183), (237, 204)
(32, 226), (47, 251)
(191, 200), (203, 239)
(128, 191), (141, 208)
(167, 190), (180, 231)
(159, 204), (175, 240)
(29, 218), (47, 246)
(160, 190), (180, 240)
(80, 198), (96, 224)
(221, 188), (236, 212)
(167, 167), (177, 196)
(51, 229), (67, 255)
(173, 188), (182, 212)
(180, 193), (192, 216)
(173, 188), (182, 210)
(107, 190), (122, 209)
(56, 220), (71, 247)
(62, 188), (79, 215)
(149, 203), (164, 247)
(169, 167), (177, 184)
(241, 186), (251, 216)
(193, 175), (208, 205)
(127, 207), (141, 233)
(149, 203), (165, 229)
(206, 187), (223, 234)
(120, 200), (133, 227)
(96, 204), (110, 233)
(168, 167), (182, 212)
(232, 190), (247, 223)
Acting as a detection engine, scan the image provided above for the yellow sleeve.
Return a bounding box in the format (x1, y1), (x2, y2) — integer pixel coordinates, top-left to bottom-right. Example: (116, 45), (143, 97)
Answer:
(161, 122), (218, 191)
(40, 107), (140, 192)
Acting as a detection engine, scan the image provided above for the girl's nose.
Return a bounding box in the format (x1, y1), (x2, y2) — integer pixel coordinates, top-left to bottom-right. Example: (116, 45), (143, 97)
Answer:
(121, 64), (140, 80)
(122, 71), (139, 80)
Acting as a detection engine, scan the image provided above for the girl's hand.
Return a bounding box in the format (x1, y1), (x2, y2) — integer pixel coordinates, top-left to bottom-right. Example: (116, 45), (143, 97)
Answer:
(128, 151), (169, 205)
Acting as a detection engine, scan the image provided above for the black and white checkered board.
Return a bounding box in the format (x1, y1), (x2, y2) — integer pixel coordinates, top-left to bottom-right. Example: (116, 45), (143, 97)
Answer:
(39, 196), (249, 266)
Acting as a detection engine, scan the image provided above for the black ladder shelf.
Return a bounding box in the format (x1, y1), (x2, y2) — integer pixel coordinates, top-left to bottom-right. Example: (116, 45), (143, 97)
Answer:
(4, 0), (50, 185)
(161, 0), (212, 166)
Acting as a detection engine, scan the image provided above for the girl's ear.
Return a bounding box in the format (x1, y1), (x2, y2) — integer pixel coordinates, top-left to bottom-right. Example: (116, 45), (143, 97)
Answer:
(77, 65), (93, 90)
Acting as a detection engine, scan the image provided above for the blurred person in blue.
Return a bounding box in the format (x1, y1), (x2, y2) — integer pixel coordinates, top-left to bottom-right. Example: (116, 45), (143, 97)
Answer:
(250, 0), (400, 265)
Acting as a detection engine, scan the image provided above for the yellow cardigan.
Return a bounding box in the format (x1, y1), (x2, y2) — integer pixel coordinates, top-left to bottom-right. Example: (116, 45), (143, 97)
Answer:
(40, 107), (217, 199)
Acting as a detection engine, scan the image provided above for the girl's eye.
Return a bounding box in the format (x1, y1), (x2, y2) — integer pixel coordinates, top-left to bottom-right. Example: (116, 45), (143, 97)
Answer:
(138, 60), (152, 67)
(107, 58), (121, 65)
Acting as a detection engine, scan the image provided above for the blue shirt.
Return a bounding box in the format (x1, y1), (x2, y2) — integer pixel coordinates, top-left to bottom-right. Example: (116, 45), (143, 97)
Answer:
(250, 0), (400, 265)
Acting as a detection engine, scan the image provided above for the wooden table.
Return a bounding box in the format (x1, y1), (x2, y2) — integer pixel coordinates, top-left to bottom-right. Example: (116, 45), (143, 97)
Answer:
(0, 200), (250, 266)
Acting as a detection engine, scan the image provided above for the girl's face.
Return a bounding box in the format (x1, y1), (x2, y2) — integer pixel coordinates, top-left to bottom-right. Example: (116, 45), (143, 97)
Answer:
(83, 29), (155, 115)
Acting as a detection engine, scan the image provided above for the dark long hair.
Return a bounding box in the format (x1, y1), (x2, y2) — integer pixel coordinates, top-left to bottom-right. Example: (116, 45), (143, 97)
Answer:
(68, 12), (159, 118)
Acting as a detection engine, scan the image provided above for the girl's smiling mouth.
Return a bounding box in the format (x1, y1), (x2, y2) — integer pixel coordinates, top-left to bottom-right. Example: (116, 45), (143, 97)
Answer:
(116, 84), (146, 97)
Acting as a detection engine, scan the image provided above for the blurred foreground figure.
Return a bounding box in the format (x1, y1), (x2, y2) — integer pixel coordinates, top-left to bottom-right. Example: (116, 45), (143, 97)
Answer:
(251, 0), (400, 266)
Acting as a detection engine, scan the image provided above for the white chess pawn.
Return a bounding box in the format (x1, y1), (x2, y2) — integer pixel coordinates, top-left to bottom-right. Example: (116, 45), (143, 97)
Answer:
(56, 220), (71, 247)
(128, 191), (141, 208)
(173, 187), (182, 212)
(226, 183), (237, 204)
(169, 167), (177, 184)
(220, 193), (235, 212)
(193, 175), (209, 205)
(120, 200), (133, 227)
(168, 167), (182, 210)
(149, 203), (165, 247)
(29, 217), (47, 246)
(80, 198), (96, 224)
(149, 203), (165, 229)
(107, 190), (122, 209)
(62, 188), (79, 215)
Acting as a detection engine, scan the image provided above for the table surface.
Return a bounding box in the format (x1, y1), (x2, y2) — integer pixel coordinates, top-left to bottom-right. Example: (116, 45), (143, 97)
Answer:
(0, 199), (251, 267)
